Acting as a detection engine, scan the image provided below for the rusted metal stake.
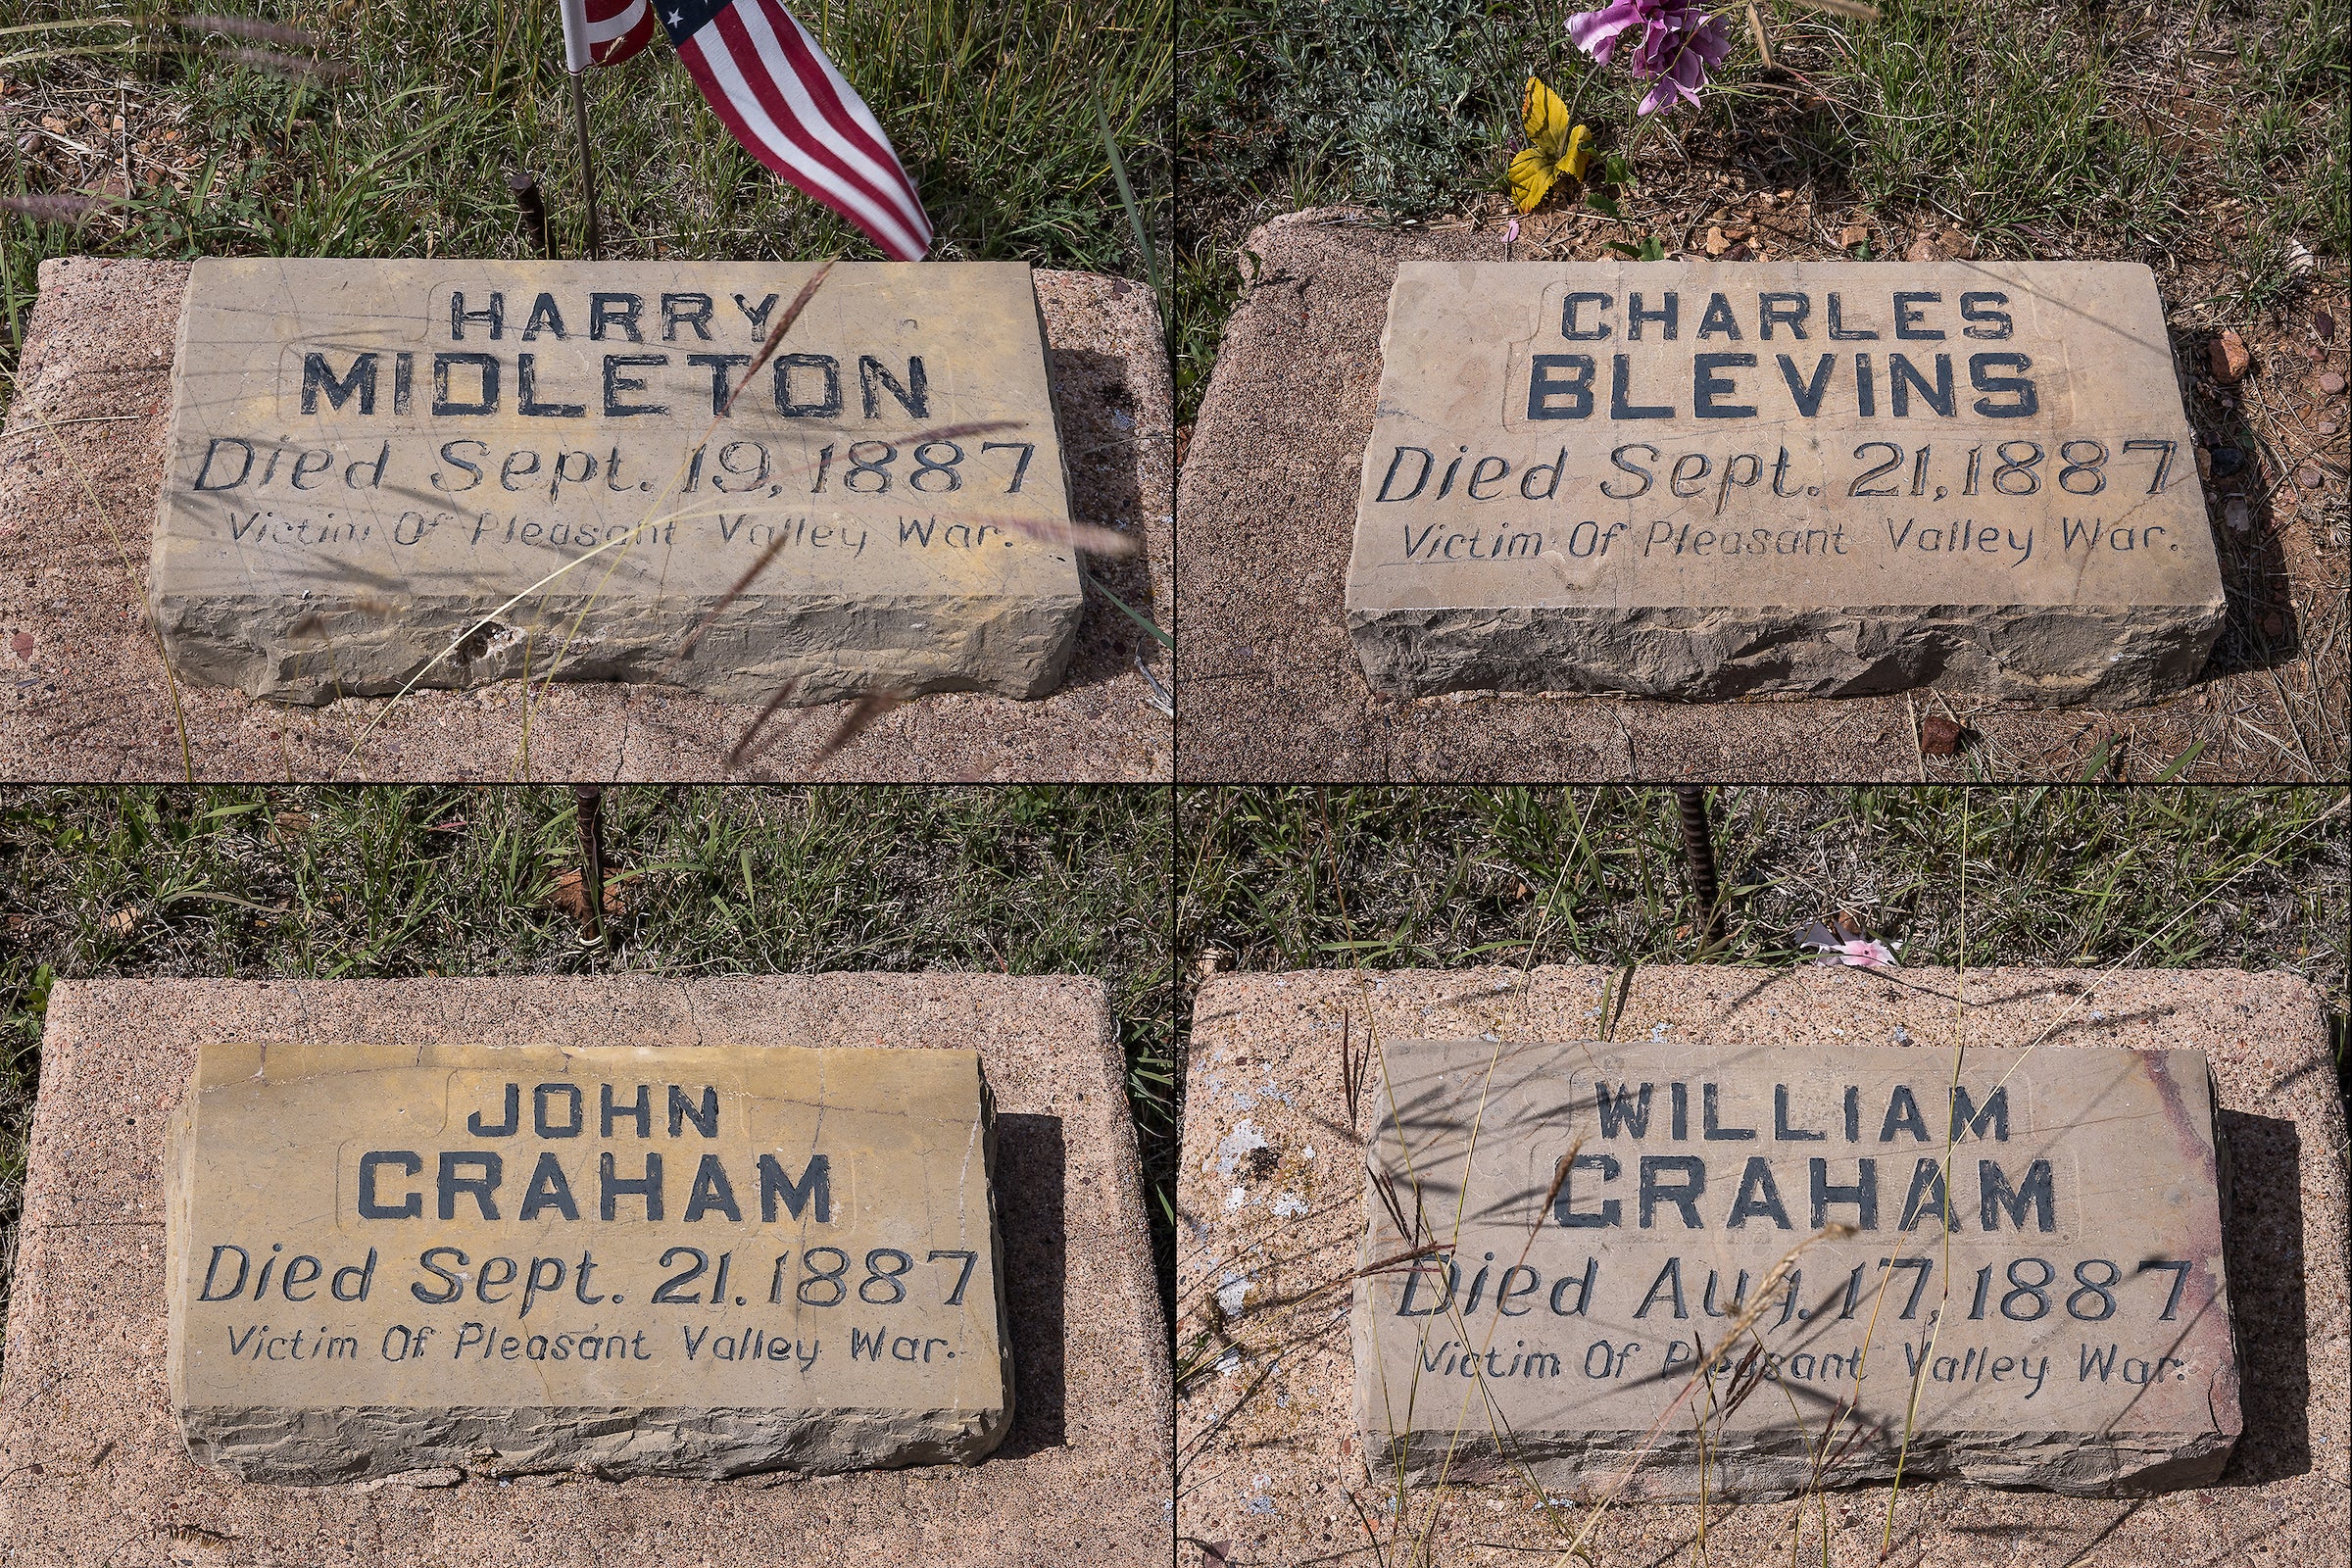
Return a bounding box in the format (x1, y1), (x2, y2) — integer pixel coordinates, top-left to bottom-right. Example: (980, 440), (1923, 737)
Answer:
(508, 170), (553, 259)
(1673, 785), (1727, 948)
(573, 786), (608, 948)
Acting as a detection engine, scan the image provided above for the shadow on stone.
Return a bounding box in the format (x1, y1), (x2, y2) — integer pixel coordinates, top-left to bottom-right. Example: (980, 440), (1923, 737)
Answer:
(996, 1110), (1068, 1458)
(1051, 347), (1159, 692)
(2217, 1109), (2310, 1486)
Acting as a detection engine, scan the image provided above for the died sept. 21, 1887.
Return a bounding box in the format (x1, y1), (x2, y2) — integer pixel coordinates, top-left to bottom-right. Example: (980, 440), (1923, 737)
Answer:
(1354, 1038), (2237, 1499)
(149, 259), (1084, 705)
(166, 1041), (1012, 1482)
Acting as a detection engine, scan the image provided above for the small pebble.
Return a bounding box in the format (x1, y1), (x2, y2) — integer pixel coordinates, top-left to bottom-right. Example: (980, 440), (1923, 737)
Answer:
(2263, 612), (2288, 639)
(2209, 329), (2251, 385)
(2296, 466), (2325, 489)
(2320, 370), (2347, 395)
(8, 632), (29, 659)
(2210, 445), (2244, 477)
(2225, 497), (2250, 531)
(2319, 419), (2340, 435)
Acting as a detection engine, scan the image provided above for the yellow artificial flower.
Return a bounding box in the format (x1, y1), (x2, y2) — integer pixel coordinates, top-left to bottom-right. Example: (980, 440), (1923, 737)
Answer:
(1507, 76), (1592, 214)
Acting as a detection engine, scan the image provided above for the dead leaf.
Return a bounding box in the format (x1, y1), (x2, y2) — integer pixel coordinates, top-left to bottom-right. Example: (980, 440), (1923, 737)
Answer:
(547, 868), (624, 928)
(1704, 224), (1730, 257)
(1839, 223), (1869, 249)
(105, 906), (140, 936)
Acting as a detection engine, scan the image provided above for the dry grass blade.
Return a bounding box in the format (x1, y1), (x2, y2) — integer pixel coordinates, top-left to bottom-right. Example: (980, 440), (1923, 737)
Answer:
(800, 690), (905, 773)
(216, 45), (351, 78)
(1341, 1010), (1367, 1128)
(720, 680), (800, 770)
(654, 419), (1029, 676)
(1774, 0), (1879, 15)
(174, 12), (321, 47)
(1, 193), (118, 221)
(995, 512), (1141, 558)
(1553, 1223), (1860, 1564)
(724, 262), (835, 416)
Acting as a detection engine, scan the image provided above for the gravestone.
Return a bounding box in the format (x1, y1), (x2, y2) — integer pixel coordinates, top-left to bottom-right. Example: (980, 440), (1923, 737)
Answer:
(167, 1039), (1011, 1482)
(1346, 262), (2225, 706)
(1352, 1037), (2238, 1498)
(151, 259), (1083, 705)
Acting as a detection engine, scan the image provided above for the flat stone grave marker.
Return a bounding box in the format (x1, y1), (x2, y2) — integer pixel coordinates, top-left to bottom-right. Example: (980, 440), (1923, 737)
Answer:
(1353, 1037), (2237, 1498)
(1346, 262), (2225, 706)
(153, 259), (1083, 705)
(167, 1039), (1010, 1482)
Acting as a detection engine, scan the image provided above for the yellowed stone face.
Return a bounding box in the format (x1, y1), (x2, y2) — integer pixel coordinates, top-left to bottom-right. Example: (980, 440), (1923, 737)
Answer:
(167, 1042), (1010, 1480)
(151, 260), (1083, 705)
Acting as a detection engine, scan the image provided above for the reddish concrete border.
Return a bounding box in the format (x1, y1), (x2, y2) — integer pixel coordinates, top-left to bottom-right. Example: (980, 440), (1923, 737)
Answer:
(1177, 964), (2347, 1566)
(1, 976), (1171, 1567)
(0, 261), (1172, 781)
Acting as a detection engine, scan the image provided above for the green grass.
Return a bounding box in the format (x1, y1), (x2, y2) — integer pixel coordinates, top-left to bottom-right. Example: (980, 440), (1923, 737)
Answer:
(0, 0), (1171, 416)
(0, 784), (1176, 1365)
(1174, 0), (2350, 418)
(1176, 784), (2351, 1106)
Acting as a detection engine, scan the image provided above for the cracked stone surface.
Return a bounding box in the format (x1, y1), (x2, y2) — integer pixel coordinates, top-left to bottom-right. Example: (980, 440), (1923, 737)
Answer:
(0, 976), (1170, 1566)
(167, 1041), (1011, 1483)
(1346, 262), (2225, 707)
(149, 259), (1081, 706)
(1352, 1038), (2237, 1500)
(1177, 965), (2347, 1566)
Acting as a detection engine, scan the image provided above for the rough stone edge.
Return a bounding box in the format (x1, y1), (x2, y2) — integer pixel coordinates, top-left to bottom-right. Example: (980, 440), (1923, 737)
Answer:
(1347, 599), (2225, 708)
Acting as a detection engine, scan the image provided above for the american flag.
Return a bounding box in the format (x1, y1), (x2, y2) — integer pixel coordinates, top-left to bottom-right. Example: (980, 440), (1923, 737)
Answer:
(560, 0), (656, 70)
(657, 0), (932, 262)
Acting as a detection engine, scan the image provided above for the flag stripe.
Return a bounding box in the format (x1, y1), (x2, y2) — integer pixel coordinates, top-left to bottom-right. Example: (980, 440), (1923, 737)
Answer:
(681, 32), (927, 262)
(586, 0), (646, 43)
(755, 5), (926, 237)
(723, 3), (927, 249)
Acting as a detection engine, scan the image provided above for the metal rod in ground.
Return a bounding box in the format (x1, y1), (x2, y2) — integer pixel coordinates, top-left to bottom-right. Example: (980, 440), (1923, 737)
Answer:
(508, 170), (553, 260)
(1673, 785), (1726, 947)
(567, 71), (602, 260)
(573, 786), (608, 947)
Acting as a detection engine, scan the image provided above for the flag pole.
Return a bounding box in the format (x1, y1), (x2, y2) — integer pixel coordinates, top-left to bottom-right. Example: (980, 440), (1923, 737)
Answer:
(558, 0), (603, 260)
(569, 70), (603, 260)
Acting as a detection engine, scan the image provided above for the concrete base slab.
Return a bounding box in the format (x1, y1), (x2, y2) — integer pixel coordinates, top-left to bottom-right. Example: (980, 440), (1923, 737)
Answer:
(0, 260), (1172, 781)
(1173, 210), (2335, 781)
(0, 976), (1170, 1567)
(1177, 964), (2347, 1566)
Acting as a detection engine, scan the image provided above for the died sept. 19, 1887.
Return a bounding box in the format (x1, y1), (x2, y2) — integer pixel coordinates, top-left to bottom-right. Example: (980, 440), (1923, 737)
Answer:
(1346, 262), (2226, 708)
(149, 259), (1084, 706)
(1354, 1038), (2237, 1499)
(166, 1041), (1012, 1482)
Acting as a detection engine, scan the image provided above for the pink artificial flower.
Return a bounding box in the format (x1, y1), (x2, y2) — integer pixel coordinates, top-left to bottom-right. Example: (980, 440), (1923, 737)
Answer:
(1503, 218), (1522, 244)
(1818, 939), (1898, 970)
(1567, 0), (1733, 116)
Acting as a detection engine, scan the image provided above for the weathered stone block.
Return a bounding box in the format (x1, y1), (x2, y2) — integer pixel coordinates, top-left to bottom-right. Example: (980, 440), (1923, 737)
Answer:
(1352, 1037), (2238, 1498)
(1346, 262), (2225, 705)
(166, 1039), (1011, 1482)
(151, 259), (1084, 705)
